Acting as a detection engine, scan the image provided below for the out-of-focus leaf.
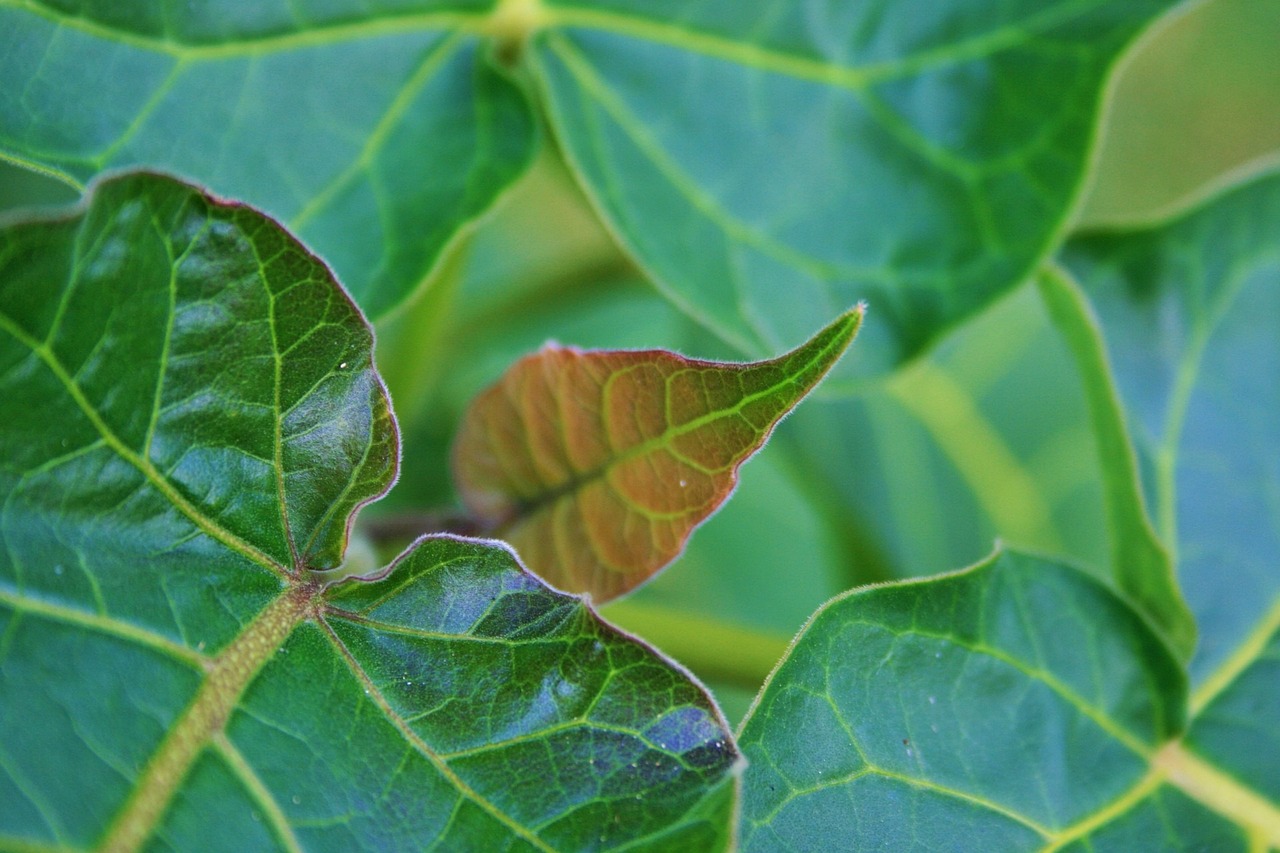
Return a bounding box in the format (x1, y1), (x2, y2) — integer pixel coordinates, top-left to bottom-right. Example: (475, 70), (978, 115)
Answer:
(1061, 168), (1280, 684)
(1080, 0), (1280, 225)
(784, 284), (1108, 581)
(0, 173), (739, 850)
(0, 159), (79, 213)
(1038, 266), (1194, 660)
(528, 0), (1176, 381)
(1060, 167), (1280, 838)
(0, 1), (536, 319)
(452, 305), (861, 601)
(737, 551), (1258, 851)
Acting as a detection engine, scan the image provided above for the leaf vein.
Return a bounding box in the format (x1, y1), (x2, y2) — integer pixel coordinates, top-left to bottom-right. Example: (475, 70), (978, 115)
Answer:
(316, 614), (556, 852)
(0, 308), (290, 580)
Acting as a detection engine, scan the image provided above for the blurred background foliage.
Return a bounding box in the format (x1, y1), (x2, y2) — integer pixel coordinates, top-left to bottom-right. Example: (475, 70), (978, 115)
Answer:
(4, 0), (1278, 723)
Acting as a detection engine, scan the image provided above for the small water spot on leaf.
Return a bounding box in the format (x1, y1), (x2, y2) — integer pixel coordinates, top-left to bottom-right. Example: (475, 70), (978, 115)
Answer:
(339, 361), (348, 369)
(928, 695), (936, 705)
(53, 564), (63, 576)
(931, 724), (939, 733)
(935, 651), (942, 659)
(292, 795), (301, 805)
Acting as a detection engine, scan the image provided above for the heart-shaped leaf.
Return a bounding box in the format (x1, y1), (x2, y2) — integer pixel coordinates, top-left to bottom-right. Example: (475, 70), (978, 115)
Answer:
(0, 1), (535, 319)
(0, 172), (739, 850)
(451, 305), (862, 601)
(527, 0), (1177, 380)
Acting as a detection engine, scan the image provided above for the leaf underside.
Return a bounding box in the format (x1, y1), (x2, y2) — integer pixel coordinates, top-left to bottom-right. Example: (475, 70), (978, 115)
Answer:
(0, 173), (739, 851)
(451, 306), (861, 602)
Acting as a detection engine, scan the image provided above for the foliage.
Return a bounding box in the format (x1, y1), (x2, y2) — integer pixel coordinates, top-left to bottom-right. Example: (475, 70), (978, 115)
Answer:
(2, 0), (1279, 850)
(452, 307), (860, 600)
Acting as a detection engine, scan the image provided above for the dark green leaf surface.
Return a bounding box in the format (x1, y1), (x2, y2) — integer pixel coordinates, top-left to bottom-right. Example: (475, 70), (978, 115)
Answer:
(0, 173), (738, 850)
(528, 0), (1175, 380)
(0, 1), (535, 318)
(1060, 168), (1280, 842)
(736, 551), (1255, 850)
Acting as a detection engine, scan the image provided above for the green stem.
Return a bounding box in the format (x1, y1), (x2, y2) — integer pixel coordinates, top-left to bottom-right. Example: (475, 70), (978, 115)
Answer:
(99, 585), (318, 852)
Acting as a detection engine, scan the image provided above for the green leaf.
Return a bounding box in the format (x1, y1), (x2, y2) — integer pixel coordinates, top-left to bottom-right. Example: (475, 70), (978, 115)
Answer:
(1037, 265), (1194, 660)
(780, 283), (1110, 581)
(737, 550), (1259, 850)
(451, 304), (862, 602)
(0, 172), (739, 850)
(1060, 167), (1280, 685)
(372, 255), (850, 721)
(526, 0), (1175, 380)
(2, 0), (1179, 373)
(1060, 166), (1280, 842)
(0, 1), (536, 319)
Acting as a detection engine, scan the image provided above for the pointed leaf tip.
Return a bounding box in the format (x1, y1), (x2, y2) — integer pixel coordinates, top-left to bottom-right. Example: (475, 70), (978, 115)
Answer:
(452, 306), (863, 601)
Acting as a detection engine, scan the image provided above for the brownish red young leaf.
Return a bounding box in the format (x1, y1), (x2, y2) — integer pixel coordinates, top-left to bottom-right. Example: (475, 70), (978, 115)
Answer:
(452, 306), (864, 601)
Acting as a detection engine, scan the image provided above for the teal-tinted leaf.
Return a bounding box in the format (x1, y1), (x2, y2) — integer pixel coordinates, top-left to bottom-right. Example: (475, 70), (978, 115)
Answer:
(527, 0), (1175, 380)
(0, 173), (738, 850)
(737, 551), (1258, 850)
(0, 1), (535, 318)
(1060, 168), (1280, 685)
(1037, 265), (1193, 660)
(320, 536), (739, 852)
(782, 283), (1109, 581)
(1060, 167), (1280, 844)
